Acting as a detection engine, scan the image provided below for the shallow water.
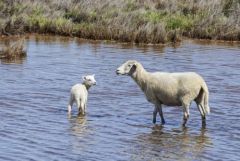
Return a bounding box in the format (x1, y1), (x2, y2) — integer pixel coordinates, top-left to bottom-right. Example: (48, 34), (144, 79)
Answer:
(0, 36), (240, 161)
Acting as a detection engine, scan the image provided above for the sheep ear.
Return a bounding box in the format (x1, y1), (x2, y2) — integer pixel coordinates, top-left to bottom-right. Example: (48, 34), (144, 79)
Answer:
(82, 76), (86, 80)
(92, 74), (95, 77)
(129, 63), (137, 75)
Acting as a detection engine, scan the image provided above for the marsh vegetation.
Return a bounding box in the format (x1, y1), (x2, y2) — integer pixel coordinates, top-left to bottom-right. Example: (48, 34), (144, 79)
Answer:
(0, 0), (239, 43)
(0, 39), (26, 60)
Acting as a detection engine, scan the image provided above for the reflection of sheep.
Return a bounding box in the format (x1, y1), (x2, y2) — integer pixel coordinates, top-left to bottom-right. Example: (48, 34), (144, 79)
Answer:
(116, 60), (210, 127)
(68, 75), (96, 115)
(135, 126), (211, 160)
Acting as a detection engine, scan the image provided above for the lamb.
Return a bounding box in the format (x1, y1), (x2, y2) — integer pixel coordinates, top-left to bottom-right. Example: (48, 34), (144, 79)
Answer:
(68, 74), (96, 115)
(116, 60), (210, 127)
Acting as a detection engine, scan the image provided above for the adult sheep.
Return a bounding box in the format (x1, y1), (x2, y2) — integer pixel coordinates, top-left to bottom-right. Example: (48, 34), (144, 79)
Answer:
(116, 60), (210, 127)
(68, 74), (96, 115)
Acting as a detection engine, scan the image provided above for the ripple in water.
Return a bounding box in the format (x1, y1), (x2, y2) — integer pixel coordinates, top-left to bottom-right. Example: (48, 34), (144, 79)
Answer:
(0, 36), (240, 161)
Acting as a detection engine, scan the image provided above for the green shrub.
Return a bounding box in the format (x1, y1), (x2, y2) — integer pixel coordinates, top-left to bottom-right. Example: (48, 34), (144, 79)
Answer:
(124, 0), (138, 12)
(144, 11), (166, 23)
(166, 15), (193, 30)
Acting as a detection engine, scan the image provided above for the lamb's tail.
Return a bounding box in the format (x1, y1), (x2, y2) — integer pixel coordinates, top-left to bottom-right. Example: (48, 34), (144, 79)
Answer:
(201, 81), (210, 115)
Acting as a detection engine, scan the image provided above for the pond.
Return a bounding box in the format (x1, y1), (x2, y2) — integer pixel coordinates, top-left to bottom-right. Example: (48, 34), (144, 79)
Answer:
(0, 36), (240, 161)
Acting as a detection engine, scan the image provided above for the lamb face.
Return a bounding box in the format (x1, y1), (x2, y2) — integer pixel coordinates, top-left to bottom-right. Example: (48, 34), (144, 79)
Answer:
(116, 60), (137, 76)
(82, 74), (96, 86)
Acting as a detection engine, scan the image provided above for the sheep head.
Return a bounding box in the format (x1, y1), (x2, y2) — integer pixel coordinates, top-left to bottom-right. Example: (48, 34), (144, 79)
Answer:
(82, 74), (96, 86)
(116, 60), (138, 76)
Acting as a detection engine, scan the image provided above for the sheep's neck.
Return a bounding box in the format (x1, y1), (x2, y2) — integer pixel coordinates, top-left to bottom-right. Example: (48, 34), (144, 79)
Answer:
(132, 66), (148, 92)
(83, 83), (91, 90)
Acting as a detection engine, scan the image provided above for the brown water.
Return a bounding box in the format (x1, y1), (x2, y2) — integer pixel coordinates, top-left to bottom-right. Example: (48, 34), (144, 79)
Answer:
(0, 36), (240, 161)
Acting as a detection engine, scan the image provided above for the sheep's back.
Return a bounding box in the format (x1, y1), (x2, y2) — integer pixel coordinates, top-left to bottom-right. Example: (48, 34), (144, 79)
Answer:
(149, 72), (204, 106)
(174, 72), (204, 91)
(71, 84), (88, 99)
(173, 72), (204, 101)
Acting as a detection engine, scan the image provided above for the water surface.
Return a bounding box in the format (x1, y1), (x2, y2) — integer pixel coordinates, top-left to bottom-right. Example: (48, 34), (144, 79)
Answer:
(0, 36), (240, 161)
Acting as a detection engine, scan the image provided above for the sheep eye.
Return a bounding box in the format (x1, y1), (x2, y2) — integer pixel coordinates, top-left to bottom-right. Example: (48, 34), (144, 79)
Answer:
(128, 64), (132, 67)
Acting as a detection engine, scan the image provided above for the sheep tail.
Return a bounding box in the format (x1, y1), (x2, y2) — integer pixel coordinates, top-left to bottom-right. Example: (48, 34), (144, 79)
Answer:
(202, 82), (210, 115)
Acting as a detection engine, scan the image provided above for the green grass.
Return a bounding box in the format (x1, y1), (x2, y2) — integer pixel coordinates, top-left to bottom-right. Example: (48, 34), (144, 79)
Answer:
(166, 15), (193, 30)
(144, 11), (166, 23)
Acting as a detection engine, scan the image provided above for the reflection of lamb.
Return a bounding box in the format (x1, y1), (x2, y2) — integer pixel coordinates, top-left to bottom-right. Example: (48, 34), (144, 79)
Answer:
(116, 60), (210, 126)
(68, 75), (96, 115)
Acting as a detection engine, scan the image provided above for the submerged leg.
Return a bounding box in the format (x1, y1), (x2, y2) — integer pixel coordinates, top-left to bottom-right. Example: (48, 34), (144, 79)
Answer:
(153, 106), (158, 124)
(157, 104), (165, 125)
(198, 104), (206, 127)
(68, 104), (72, 113)
(195, 89), (207, 127)
(68, 95), (74, 113)
(202, 115), (206, 128)
(182, 103), (190, 127)
(81, 102), (86, 115)
(76, 99), (82, 115)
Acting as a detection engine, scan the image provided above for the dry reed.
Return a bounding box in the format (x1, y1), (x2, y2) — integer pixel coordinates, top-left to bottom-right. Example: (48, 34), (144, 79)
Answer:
(0, 39), (26, 60)
(0, 0), (239, 43)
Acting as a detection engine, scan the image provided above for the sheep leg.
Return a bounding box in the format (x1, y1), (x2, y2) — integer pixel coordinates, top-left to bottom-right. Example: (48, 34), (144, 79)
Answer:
(81, 102), (86, 115)
(202, 116), (206, 128)
(76, 99), (82, 115)
(68, 95), (74, 113)
(197, 104), (206, 127)
(153, 106), (158, 124)
(84, 104), (87, 115)
(182, 104), (190, 127)
(157, 105), (165, 125)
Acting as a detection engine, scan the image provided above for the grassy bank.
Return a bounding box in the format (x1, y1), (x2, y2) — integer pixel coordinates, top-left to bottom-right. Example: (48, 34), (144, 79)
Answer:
(0, 0), (239, 44)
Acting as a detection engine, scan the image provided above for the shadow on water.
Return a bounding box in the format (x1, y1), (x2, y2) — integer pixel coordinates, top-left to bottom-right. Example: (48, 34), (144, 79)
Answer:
(131, 125), (212, 161)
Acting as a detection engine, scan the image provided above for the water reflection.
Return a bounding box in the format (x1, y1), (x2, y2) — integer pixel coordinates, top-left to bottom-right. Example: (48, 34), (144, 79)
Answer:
(29, 35), (73, 46)
(0, 57), (26, 64)
(191, 39), (240, 47)
(68, 115), (88, 137)
(67, 115), (93, 154)
(0, 38), (27, 64)
(132, 125), (211, 161)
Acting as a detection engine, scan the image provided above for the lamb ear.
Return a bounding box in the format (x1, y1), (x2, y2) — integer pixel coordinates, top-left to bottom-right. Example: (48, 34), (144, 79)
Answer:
(92, 74), (95, 77)
(82, 76), (87, 80)
(132, 63), (137, 68)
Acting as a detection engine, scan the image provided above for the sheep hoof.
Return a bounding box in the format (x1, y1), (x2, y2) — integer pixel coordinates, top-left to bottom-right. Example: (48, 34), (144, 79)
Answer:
(161, 119), (165, 125)
(182, 122), (187, 127)
(202, 121), (206, 128)
(153, 118), (156, 124)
